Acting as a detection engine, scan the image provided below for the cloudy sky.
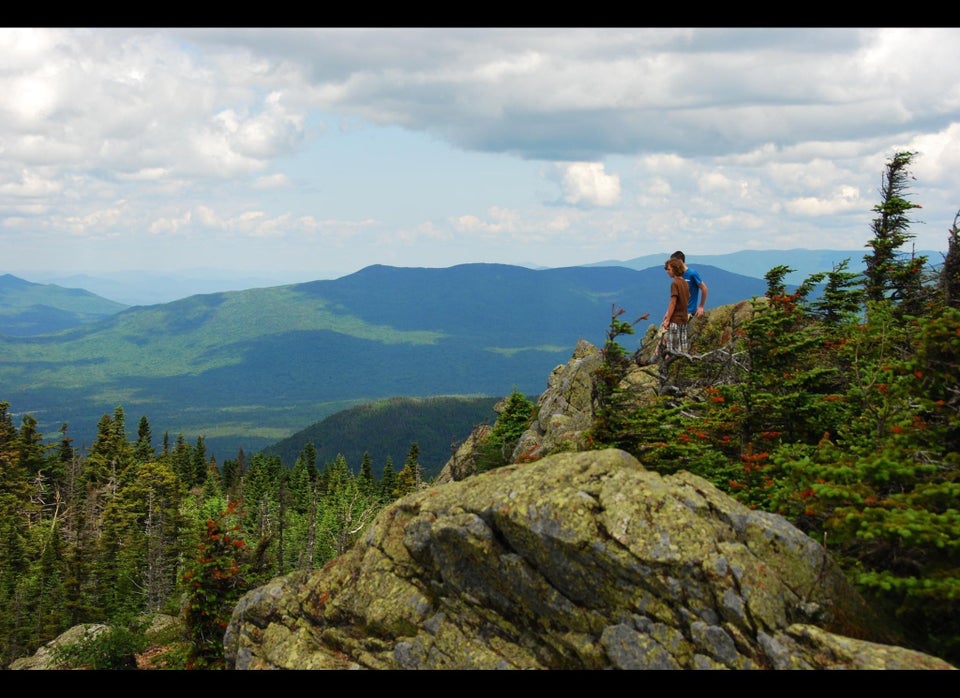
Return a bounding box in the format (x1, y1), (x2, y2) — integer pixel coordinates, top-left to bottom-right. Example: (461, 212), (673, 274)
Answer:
(3, 27), (959, 283)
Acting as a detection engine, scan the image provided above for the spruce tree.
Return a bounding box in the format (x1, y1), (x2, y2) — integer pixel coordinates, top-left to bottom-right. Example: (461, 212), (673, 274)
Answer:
(191, 436), (207, 487)
(939, 211), (960, 309)
(395, 442), (421, 497)
(0, 492), (30, 664)
(477, 390), (535, 470)
(809, 259), (865, 327)
(134, 415), (154, 462)
(170, 434), (193, 486)
(85, 408), (133, 489)
(379, 457), (397, 504)
(863, 150), (928, 315)
(357, 451), (376, 497)
(289, 446), (317, 514)
(317, 455), (378, 561)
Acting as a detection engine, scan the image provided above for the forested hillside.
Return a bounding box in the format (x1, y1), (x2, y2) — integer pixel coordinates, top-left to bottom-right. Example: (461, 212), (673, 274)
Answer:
(0, 273), (127, 336)
(0, 262), (771, 460)
(260, 395), (502, 479)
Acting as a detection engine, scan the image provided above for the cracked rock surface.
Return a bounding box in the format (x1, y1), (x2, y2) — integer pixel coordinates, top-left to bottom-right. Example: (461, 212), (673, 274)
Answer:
(224, 448), (954, 670)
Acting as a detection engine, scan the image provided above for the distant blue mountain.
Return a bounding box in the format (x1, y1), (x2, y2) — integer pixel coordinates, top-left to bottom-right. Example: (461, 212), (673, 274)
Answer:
(26, 269), (319, 306)
(587, 248), (945, 285)
(3, 249), (946, 462)
(0, 273), (127, 336)
(8, 247), (947, 311)
(0, 263), (771, 461)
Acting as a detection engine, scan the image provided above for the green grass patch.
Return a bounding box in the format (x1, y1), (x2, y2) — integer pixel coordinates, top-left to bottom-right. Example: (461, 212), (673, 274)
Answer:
(487, 345), (569, 357)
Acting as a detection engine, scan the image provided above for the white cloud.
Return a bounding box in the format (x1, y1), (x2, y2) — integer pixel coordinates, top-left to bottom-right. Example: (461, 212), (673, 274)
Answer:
(148, 211), (192, 235)
(0, 169), (62, 197)
(910, 124), (960, 183)
(2, 27), (958, 277)
(117, 168), (170, 182)
(558, 162), (621, 206)
(253, 173), (290, 189)
(785, 185), (864, 216)
(452, 207), (521, 233)
(63, 206), (124, 235)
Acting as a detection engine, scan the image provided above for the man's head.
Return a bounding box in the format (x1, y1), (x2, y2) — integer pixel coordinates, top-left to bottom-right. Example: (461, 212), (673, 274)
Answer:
(670, 251), (685, 262)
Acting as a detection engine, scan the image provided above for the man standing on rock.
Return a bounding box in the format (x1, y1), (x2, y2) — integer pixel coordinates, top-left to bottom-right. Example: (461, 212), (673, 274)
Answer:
(670, 250), (708, 319)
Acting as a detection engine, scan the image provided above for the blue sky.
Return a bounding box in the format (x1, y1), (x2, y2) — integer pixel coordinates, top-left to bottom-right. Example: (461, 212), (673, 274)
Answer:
(2, 27), (959, 284)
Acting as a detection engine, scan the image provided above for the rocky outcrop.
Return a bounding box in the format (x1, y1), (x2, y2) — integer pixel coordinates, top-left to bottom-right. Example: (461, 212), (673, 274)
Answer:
(434, 423), (492, 485)
(437, 300), (758, 484)
(220, 303), (952, 670)
(223, 448), (954, 670)
(8, 624), (111, 670)
(8, 614), (180, 670)
(508, 337), (607, 463)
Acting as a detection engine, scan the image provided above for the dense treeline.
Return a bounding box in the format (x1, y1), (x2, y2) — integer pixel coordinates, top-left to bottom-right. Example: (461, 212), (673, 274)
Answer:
(261, 395), (502, 479)
(0, 398), (430, 669)
(592, 151), (959, 666)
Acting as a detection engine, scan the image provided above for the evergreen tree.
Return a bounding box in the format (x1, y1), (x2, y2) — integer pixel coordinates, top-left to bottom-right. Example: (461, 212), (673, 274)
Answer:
(201, 456), (222, 502)
(221, 448), (247, 498)
(357, 451), (376, 497)
(317, 456), (379, 561)
(84, 407), (133, 490)
(17, 413), (47, 480)
(191, 436), (207, 488)
(395, 442), (421, 497)
(241, 453), (284, 582)
(289, 445), (318, 514)
(134, 415), (154, 462)
(322, 454), (352, 491)
(940, 211), (960, 309)
(0, 403), (30, 503)
(286, 449), (321, 573)
(863, 150), (928, 315)
(379, 456), (397, 504)
(27, 518), (69, 645)
(774, 303), (960, 663)
(0, 493), (30, 665)
(95, 459), (185, 617)
(809, 259), (865, 327)
(590, 304), (643, 451)
(170, 434), (193, 486)
(62, 484), (96, 627)
(49, 423), (73, 495)
(244, 453), (283, 518)
(476, 390), (535, 470)
(183, 501), (248, 669)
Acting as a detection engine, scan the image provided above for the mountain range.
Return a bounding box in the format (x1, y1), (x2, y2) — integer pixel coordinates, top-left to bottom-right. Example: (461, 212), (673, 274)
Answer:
(12, 247), (944, 307)
(594, 247), (945, 283)
(0, 248), (944, 466)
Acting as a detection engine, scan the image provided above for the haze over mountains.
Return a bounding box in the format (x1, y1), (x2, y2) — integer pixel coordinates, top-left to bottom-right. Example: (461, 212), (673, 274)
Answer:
(18, 269), (326, 307)
(13, 248), (943, 307)
(593, 248), (945, 284)
(0, 248), (944, 467)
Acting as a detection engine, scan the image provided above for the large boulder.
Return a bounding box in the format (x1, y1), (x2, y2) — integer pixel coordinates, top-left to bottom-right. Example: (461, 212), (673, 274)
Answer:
(8, 624), (110, 670)
(7, 614), (180, 670)
(223, 448), (954, 670)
